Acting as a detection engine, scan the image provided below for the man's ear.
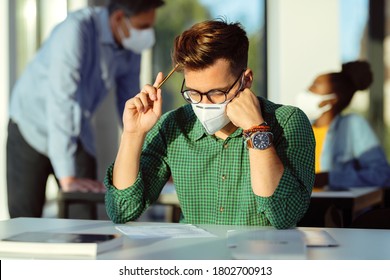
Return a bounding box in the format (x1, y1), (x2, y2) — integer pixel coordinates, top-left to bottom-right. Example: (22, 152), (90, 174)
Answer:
(244, 69), (254, 88)
(111, 10), (127, 29)
(110, 10), (128, 42)
(110, 9), (125, 25)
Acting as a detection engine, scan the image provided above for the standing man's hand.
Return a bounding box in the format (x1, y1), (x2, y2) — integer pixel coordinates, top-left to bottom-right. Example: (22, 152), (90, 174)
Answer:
(60, 177), (105, 193)
(123, 72), (164, 135)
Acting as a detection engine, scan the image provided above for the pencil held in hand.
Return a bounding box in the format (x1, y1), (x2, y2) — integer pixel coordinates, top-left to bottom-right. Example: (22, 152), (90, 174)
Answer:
(157, 64), (179, 89)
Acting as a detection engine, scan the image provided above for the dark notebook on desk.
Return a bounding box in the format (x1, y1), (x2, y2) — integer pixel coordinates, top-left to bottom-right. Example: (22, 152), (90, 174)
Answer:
(0, 232), (123, 257)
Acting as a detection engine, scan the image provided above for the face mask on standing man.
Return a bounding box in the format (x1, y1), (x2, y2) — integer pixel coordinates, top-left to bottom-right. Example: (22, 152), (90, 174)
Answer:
(118, 19), (155, 54)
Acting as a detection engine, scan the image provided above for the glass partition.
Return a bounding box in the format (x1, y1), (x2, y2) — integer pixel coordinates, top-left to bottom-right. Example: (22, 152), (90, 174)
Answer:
(384, 0), (390, 159)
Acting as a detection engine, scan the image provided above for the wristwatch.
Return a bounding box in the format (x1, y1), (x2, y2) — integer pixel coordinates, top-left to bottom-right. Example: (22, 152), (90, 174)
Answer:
(245, 131), (273, 150)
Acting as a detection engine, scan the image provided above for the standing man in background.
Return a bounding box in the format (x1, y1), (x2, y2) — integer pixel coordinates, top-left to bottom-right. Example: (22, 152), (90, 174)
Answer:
(7, 0), (165, 218)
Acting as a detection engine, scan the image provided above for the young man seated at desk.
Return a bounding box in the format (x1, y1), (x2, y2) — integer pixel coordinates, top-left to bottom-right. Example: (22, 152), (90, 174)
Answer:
(104, 19), (315, 229)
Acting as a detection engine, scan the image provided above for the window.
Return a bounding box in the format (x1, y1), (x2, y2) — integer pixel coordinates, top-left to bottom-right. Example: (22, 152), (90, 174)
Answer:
(339, 0), (370, 118)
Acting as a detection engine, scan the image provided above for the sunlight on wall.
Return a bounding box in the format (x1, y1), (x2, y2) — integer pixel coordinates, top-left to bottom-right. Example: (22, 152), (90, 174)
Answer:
(40, 0), (67, 41)
(23, 0), (38, 62)
(267, 0), (340, 105)
(68, 0), (88, 12)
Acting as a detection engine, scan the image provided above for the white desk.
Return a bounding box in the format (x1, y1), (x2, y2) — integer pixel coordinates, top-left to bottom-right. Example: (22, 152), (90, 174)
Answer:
(1, 218), (390, 260)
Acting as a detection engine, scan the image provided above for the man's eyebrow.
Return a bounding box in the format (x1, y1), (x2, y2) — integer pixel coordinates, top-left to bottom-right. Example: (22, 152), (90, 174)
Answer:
(140, 24), (152, 29)
(184, 84), (230, 92)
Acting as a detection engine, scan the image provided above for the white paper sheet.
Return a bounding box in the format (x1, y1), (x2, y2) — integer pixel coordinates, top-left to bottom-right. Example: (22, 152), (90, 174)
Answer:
(115, 224), (216, 239)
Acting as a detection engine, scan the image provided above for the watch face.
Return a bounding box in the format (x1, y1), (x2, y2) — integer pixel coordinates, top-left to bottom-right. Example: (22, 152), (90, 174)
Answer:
(252, 132), (271, 150)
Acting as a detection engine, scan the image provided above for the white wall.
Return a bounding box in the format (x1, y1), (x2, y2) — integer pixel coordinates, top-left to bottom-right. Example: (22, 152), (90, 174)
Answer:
(0, 0), (10, 220)
(40, 0), (68, 41)
(267, 0), (341, 105)
(68, 0), (88, 11)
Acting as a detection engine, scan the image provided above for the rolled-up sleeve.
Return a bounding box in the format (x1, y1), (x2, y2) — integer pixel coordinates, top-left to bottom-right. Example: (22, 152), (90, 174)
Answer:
(256, 107), (315, 229)
(104, 119), (171, 223)
(104, 164), (146, 223)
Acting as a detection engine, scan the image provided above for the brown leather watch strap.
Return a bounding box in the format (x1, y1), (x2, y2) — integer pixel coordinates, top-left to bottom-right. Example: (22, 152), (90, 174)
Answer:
(243, 122), (270, 138)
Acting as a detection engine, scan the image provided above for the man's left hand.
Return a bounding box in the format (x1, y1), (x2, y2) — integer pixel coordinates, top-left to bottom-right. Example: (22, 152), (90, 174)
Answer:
(226, 88), (263, 129)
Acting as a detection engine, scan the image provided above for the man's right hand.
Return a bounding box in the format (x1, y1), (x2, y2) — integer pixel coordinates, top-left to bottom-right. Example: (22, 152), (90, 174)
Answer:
(60, 177), (105, 193)
(122, 72), (164, 135)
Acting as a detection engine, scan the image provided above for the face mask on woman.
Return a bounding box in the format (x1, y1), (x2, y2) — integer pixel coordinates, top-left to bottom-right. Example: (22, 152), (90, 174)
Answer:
(118, 19), (155, 54)
(296, 90), (337, 122)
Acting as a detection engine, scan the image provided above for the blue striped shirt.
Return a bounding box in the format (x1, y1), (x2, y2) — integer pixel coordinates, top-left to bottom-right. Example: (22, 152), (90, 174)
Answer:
(9, 7), (141, 178)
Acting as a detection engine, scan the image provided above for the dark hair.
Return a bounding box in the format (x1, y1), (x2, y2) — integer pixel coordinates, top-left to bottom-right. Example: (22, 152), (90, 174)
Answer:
(330, 60), (373, 113)
(341, 61), (373, 91)
(172, 19), (249, 76)
(108, 0), (164, 16)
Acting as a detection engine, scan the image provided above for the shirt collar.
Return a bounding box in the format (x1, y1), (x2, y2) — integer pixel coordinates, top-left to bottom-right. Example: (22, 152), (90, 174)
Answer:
(191, 116), (243, 141)
(192, 117), (207, 141)
(97, 8), (117, 46)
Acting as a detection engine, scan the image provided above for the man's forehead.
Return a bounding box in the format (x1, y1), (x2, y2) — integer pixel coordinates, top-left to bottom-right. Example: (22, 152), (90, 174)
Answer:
(183, 61), (234, 90)
(129, 9), (156, 28)
(184, 71), (234, 92)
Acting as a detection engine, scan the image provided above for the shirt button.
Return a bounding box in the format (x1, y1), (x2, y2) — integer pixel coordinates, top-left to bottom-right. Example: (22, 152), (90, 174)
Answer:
(220, 207), (224, 212)
(222, 175), (226, 180)
(224, 144), (229, 149)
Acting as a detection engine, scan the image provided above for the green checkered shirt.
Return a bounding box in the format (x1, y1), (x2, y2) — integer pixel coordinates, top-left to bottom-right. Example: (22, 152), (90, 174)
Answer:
(105, 97), (315, 229)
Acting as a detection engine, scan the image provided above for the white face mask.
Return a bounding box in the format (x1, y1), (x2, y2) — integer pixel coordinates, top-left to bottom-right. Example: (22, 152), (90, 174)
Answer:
(118, 19), (155, 54)
(191, 103), (231, 135)
(296, 90), (337, 122)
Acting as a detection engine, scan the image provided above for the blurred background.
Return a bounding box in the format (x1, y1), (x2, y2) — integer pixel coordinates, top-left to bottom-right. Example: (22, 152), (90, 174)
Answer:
(1, 0), (389, 220)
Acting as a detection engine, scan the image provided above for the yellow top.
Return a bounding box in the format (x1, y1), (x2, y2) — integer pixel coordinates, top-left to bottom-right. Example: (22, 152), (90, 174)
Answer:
(312, 125), (329, 173)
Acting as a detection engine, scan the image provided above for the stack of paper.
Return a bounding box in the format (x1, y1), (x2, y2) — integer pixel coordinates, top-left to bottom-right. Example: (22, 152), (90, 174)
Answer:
(115, 224), (216, 239)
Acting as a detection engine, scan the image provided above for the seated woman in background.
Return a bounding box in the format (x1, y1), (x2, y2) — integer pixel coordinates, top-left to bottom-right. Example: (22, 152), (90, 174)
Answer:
(296, 60), (390, 189)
